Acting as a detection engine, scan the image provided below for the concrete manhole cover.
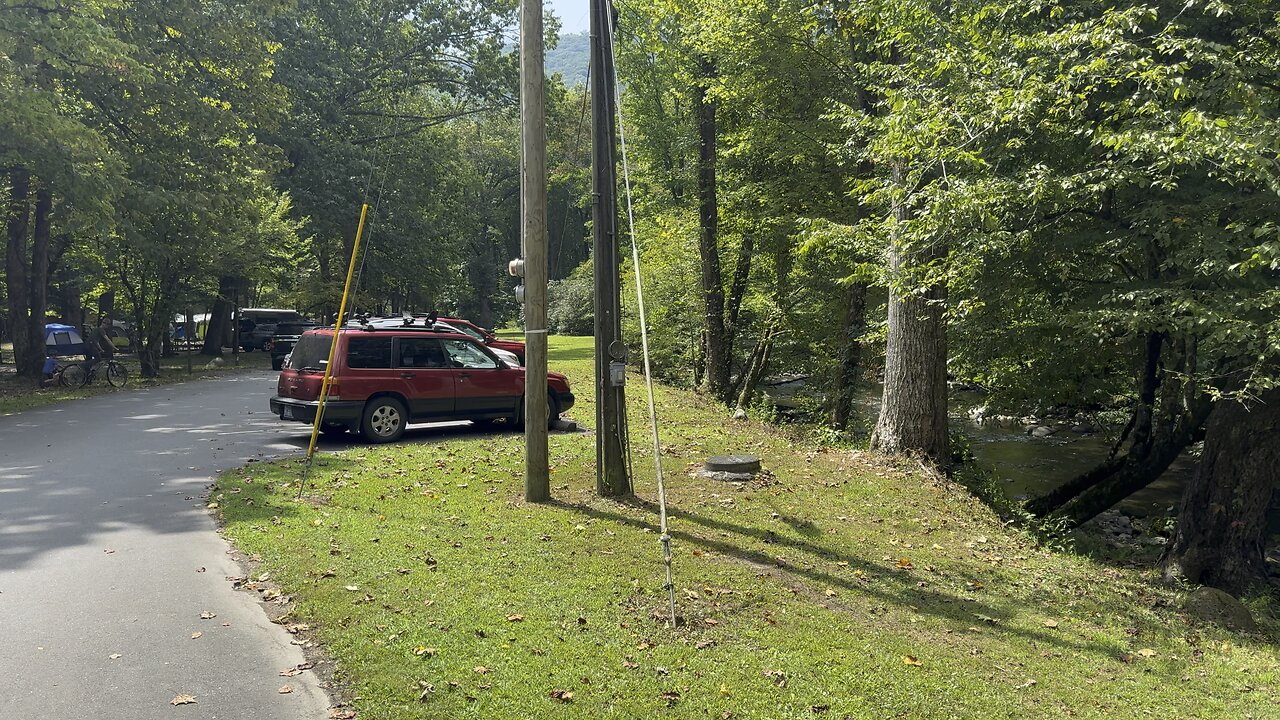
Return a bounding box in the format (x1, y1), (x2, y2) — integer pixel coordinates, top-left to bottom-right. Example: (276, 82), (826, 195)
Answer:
(700, 455), (762, 481)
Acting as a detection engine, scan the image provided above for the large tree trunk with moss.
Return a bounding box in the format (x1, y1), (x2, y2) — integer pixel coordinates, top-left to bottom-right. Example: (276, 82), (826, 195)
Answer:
(1161, 389), (1280, 595)
(694, 57), (729, 402)
(871, 253), (948, 464)
(870, 166), (949, 465)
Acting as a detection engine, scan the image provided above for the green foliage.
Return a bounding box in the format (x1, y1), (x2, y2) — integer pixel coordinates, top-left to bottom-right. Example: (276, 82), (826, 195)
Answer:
(548, 260), (594, 335)
(546, 31), (589, 86)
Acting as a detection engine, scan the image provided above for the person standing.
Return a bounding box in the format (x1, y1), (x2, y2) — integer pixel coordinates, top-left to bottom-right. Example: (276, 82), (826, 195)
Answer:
(92, 318), (115, 360)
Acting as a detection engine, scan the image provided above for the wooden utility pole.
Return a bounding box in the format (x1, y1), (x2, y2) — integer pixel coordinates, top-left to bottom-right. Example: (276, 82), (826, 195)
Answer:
(522, 0), (550, 502)
(591, 0), (631, 497)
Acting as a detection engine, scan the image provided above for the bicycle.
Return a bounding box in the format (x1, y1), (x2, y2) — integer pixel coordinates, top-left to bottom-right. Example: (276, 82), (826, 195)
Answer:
(57, 357), (129, 388)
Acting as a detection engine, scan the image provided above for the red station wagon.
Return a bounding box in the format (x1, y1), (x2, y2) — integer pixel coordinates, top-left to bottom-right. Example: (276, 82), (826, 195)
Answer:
(437, 317), (527, 364)
(270, 326), (574, 443)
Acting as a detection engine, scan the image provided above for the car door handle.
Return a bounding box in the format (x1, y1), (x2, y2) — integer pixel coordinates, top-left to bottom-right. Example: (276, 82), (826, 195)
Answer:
(457, 372), (472, 379)
(400, 372), (414, 379)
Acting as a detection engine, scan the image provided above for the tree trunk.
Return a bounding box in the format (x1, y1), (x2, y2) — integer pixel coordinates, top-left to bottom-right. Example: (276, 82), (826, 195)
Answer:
(733, 321), (778, 416)
(694, 57), (729, 401)
(725, 232), (754, 346)
(1161, 389), (1280, 595)
(1028, 338), (1211, 526)
(202, 275), (235, 355)
(97, 290), (116, 321)
(20, 185), (53, 376)
(830, 282), (869, 430)
(6, 169), (33, 376)
(1029, 333), (1165, 515)
(1025, 457), (1125, 517)
(139, 270), (180, 378)
(1031, 391), (1213, 526)
(870, 166), (949, 465)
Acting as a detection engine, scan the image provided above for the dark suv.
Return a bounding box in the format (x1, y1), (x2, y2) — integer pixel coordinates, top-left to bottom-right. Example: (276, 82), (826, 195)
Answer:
(269, 326), (574, 443)
(266, 321), (320, 371)
(238, 309), (305, 352)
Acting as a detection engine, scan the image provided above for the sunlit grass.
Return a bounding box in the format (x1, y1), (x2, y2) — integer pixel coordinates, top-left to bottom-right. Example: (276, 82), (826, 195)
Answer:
(216, 335), (1279, 719)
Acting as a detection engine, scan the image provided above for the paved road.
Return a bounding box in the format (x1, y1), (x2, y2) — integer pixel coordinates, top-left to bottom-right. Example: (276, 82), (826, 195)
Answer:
(0, 371), (333, 719)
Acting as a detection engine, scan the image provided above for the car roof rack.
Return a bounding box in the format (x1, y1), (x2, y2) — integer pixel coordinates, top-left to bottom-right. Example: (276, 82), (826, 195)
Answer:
(341, 315), (462, 334)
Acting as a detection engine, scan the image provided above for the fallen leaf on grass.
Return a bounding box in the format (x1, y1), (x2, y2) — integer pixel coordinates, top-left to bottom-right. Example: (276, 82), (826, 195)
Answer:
(660, 690), (681, 706)
(170, 695), (196, 706)
(412, 647), (437, 657)
(278, 685), (293, 694)
(506, 614), (524, 622)
(344, 585), (359, 592)
(703, 619), (720, 626)
(896, 557), (913, 570)
(1015, 679), (1037, 689)
(473, 666), (491, 674)
(549, 689), (574, 703)
(762, 669), (788, 688)
(695, 640), (715, 650)
(811, 705), (830, 714)
(1043, 619), (1059, 628)
(903, 656), (923, 666)
(190, 632), (202, 640)
(622, 660), (640, 670)
(1137, 648), (1157, 658)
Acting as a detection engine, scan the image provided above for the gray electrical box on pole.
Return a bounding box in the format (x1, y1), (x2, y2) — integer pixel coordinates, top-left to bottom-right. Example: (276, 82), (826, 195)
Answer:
(591, 0), (631, 497)
(521, 0), (550, 502)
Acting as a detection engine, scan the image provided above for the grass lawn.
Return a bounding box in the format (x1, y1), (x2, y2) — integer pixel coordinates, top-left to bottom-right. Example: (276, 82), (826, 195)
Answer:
(0, 347), (272, 415)
(216, 335), (1279, 720)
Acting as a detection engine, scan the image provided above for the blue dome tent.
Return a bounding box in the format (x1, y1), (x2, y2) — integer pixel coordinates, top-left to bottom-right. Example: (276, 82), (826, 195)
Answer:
(45, 323), (87, 357)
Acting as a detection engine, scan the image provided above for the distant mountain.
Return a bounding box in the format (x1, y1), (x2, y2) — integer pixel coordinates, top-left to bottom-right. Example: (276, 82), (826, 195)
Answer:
(547, 32), (589, 87)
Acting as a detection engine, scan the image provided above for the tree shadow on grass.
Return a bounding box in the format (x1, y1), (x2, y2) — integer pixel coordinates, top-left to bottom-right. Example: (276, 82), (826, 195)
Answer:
(549, 495), (1133, 659)
(548, 342), (595, 364)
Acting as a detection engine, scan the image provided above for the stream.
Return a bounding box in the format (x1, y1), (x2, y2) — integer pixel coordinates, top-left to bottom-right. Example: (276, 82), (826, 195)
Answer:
(764, 378), (1193, 519)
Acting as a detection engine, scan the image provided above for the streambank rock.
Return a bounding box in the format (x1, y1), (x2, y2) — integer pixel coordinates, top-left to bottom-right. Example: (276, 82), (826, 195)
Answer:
(1182, 587), (1258, 633)
(1087, 510), (1136, 539)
